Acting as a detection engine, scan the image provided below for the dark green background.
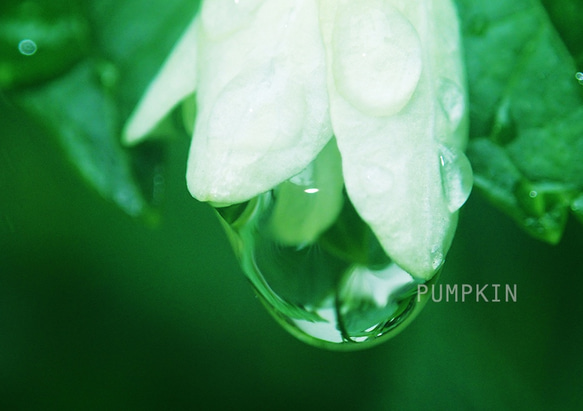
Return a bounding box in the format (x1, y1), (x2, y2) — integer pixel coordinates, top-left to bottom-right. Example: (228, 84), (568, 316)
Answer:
(2, 99), (582, 409)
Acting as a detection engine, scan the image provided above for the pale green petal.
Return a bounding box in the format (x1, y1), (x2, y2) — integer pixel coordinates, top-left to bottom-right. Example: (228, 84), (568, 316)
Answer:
(319, 0), (472, 280)
(268, 138), (344, 246)
(187, 0), (332, 204)
(123, 16), (199, 145)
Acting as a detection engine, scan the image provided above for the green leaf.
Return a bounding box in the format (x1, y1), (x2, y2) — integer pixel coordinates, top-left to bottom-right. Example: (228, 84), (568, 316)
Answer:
(455, 0), (583, 243)
(0, 0), (89, 89)
(5, 0), (199, 219)
(541, 0), (583, 68)
(14, 61), (155, 220)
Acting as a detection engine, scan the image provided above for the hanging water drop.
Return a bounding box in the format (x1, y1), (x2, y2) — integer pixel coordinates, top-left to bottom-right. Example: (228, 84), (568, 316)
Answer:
(216, 140), (440, 350)
(438, 77), (465, 131)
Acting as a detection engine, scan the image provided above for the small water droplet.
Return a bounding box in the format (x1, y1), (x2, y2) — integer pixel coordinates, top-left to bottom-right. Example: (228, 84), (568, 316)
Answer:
(18, 39), (37, 56)
(438, 145), (473, 213)
(576, 72), (583, 85)
(529, 190), (538, 198)
(438, 78), (465, 131)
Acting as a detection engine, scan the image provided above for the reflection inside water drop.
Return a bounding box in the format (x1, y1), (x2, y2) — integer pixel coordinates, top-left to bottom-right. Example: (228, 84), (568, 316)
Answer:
(215, 142), (439, 350)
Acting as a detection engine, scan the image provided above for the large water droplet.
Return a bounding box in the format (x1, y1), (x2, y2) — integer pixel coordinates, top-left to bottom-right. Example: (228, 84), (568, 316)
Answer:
(331, 3), (422, 117)
(216, 161), (439, 350)
(439, 144), (473, 213)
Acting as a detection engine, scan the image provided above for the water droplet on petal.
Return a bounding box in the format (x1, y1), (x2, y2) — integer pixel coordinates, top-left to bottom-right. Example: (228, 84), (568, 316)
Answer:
(438, 145), (473, 213)
(438, 78), (465, 131)
(331, 3), (422, 116)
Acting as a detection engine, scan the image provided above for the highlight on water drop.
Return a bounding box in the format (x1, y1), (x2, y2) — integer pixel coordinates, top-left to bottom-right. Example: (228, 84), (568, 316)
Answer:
(18, 39), (37, 56)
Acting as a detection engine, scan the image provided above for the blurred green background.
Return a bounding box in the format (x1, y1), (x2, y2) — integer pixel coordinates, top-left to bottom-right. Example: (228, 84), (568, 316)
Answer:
(2, 99), (582, 409)
(2, 0), (583, 409)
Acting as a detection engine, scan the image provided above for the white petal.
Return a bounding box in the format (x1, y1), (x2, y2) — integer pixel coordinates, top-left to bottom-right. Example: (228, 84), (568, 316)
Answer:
(123, 16), (199, 145)
(187, 0), (332, 204)
(319, 0), (471, 280)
